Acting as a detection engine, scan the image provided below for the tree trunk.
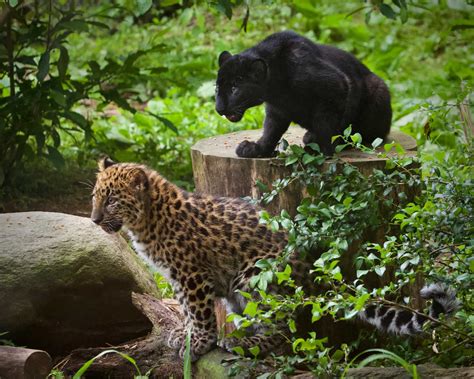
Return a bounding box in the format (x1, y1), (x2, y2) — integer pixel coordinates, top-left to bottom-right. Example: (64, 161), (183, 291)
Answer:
(191, 127), (416, 215)
(0, 346), (52, 379)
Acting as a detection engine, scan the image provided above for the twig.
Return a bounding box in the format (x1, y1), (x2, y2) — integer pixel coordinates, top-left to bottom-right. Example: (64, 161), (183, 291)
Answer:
(412, 337), (471, 364)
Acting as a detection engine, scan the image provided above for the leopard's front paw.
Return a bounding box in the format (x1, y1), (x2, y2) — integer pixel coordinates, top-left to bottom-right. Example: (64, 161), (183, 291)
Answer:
(221, 337), (241, 354)
(177, 332), (216, 362)
(167, 326), (185, 350)
(236, 140), (273, 158)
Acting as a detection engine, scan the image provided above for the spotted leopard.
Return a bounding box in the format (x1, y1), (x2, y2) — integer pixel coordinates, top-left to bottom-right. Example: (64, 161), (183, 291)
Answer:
(90, 158), (460, 361)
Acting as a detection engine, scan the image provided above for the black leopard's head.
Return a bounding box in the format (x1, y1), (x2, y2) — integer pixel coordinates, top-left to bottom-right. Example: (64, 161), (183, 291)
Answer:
(91, 157), (150, 233)
(215, 51), (267, 122)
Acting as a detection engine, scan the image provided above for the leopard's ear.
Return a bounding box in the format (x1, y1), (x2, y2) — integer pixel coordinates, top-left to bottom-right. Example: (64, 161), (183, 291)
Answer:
(218, 51), (232, 67)
(98, 156), (116, 171)
(129, 168), (149, 192)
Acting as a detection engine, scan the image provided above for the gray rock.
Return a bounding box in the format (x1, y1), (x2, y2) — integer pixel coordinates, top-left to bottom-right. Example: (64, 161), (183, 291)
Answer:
(0, 212), (159, 355)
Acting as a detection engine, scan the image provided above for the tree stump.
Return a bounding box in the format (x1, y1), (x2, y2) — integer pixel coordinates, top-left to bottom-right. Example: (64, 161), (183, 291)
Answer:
(191, 126), (419, 337)
(0, 346), (52, 379)
(192, 127), (416, 215)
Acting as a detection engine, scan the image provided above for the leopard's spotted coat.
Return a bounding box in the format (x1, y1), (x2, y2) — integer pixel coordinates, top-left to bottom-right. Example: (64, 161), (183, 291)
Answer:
(91, 158), (460, 361)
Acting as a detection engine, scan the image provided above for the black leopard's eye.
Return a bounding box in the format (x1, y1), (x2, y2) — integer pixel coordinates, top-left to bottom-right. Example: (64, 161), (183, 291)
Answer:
(236, 76), (243, 82)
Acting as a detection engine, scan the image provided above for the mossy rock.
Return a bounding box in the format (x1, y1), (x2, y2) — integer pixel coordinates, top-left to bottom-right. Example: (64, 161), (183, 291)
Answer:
(0, 211), (159, 355)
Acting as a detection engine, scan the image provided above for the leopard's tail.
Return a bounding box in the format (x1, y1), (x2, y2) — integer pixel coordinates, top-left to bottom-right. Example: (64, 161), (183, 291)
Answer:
(358, 283), (461, 335)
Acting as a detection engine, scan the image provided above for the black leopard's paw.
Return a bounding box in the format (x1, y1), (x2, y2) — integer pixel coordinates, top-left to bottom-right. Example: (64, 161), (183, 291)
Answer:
(236, 140), (274, 158)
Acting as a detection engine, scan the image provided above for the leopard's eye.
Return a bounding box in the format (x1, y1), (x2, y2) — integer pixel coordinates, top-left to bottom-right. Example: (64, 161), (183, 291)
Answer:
(106, 196), (117, 206)
(236, 76), (243, 82)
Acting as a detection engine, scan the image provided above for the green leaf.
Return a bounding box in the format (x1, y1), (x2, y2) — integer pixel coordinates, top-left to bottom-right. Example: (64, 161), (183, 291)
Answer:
(302, 153), (318, 165)
(214, 0), (233, 19)
(356, 269), (369, 278)
(374, 266), (386, 276)
(285, 156), (299, 166)
(37, 51), (50, 82)
(161, 0), (180, 6)
(46, 146), (65, 168)
(365, 9), (372, 24)
(371, 138), (383, 148)
(255, 180), (269, 192)
(8, 0), (18, 7)
(243, 301), (258, 317)
(232, 346), (245, 356)
(88, 61), (101, 77)
(379, 4), (397, 20)
(58, 46), (69, 80)
(306, 143), (320, 152)
(343, 126), (352, 137)
(248, 345), (260, 358)
(288, 319), (297, 333)
(399, 4), (408, 23)
(335, 144), (347, 153)
(134, 112), (154, 130)
(149, 113), (178, 134)
(350, 133), (362, 144)
(60, 20), (90, 32)
(270, 220), (279, 231)
(355, 293), (370, 310)
(63, 111), (88, 129)
(135, 0), (153, 15)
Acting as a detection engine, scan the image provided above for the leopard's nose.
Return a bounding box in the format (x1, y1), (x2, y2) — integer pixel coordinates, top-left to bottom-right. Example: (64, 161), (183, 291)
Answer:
(91, 210), (103, 224)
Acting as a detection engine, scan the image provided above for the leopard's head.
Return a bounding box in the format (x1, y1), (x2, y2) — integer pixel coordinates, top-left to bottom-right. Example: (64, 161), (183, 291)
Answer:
(215, 51), (267, 122)
(91, 157), (149, 233)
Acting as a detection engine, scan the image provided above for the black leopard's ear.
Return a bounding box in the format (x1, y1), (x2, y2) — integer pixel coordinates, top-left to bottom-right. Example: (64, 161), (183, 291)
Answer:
(250, 59), (267, 81)
(98, 156), (116, 171)
(129, 168), (149, 192)
(218, 51), (232, 67)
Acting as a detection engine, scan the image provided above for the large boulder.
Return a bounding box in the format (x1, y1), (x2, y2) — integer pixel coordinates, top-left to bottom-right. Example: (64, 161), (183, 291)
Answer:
(0, 211), (159, 355)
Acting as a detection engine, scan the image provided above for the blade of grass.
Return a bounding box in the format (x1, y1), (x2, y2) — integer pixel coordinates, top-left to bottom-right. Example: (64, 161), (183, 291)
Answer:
(72, 349), (142, 379)
(341, 348), (418, 379)
(183, 330), (192, 379)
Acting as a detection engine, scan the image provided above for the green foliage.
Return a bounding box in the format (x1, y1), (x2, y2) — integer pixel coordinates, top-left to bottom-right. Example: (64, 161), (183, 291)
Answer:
(48, 369), (65, 379)
(227, 118), (472, 376)
(0, 1), (178, 187)
(0, 331), (15, 346)
(155, 272), (174, 297)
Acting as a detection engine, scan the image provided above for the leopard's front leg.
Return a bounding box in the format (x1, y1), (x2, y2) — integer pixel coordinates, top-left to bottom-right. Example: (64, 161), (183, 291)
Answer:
(168, 277), (217, 361)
